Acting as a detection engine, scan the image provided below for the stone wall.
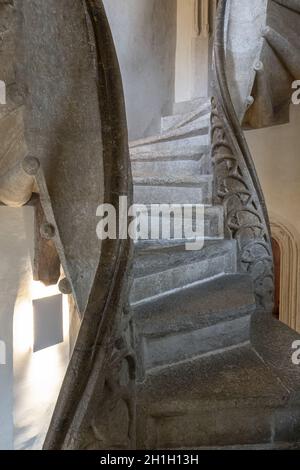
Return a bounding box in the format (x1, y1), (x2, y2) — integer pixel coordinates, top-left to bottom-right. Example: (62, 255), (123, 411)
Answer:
(246, 105), (300, 236)
(175, 0), (195, 102)
(103, 0), (177, 140)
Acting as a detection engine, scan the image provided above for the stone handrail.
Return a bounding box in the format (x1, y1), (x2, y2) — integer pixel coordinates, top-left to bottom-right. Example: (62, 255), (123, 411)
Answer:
(43, 0), (135, 450)
(211, 0), (274, 309)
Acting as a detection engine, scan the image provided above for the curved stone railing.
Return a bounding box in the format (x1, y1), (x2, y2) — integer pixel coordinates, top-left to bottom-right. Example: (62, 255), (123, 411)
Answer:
(244, 0), (300, 129)
(43, 0), (135, 450)
(211, 0), (274, 309)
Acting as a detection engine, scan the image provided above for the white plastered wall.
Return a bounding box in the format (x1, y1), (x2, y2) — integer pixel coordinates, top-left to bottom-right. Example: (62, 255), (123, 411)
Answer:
(0, 206), (70, 449)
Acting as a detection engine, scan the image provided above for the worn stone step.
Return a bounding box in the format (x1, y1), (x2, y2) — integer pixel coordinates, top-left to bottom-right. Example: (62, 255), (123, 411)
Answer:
(173, 97), (210, 115)
(134, 274), (255, 372)
(134, 274), (255, 337)
(137, 344), (293, 449)
(131, 156), (212, 182)
(130, 146), (209, 163)
(180, 443), (300, 450)
(133, 177), (212, 205)
(130, 239), (236, 306)
(161, 113), (210, 137)
(162, 102), (211, 133)
(162, 108), (210, 133)
(131, 205), (224, 244)
(133, 173), (212, 187)
(131, 114), (209, 148)
(130, 136), (209, 162)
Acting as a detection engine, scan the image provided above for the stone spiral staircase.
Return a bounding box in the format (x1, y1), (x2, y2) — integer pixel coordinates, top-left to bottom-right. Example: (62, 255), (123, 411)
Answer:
(3, 0), (300, 451)
(130, 99), (252, 378)
(128, 99), (300, 449)
(42, 0), (300, 450)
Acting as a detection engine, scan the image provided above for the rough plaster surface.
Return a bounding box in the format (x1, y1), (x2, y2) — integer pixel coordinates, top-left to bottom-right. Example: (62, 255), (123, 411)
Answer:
(0, 208), (22, 449)
(246, 105), (300, 237)
(175, 0), (195, 103)
(0, 207), (69, 449)
(104, 0), (177, 140)
(175, 0), (215, 103)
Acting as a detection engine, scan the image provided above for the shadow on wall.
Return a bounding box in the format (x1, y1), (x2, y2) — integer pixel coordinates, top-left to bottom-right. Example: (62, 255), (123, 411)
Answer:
(103, 0), (177, 141)
(13, 207), (70, 450)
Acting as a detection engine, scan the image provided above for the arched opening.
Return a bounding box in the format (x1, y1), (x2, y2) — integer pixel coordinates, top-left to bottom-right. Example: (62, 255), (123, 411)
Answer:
(270, 215), (300, 333)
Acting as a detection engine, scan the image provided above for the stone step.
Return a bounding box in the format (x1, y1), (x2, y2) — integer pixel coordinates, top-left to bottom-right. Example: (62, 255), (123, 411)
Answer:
(133, 173), (213, 187)
(173, 97), (210, 115)
(133, 274), (255, 372)
(130, 136), (209, 162)
(181, 442), (300, 450)
(162, 107), (210, 133)
(130, 114), (210, 148)
(131, 155), (212, 181)
(133, 177), (212, 205)
(161, 113), (210, 137)
(131, 205), (224, 244)
(137, 344), (293, 449)
(200, 151), (212, 174)
(130, 239), (236, 306)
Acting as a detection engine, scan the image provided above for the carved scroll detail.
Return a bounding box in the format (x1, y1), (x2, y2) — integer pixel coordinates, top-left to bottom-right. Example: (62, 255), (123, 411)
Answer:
(211, 99), (273, 308)
(212, 0), (274, 309)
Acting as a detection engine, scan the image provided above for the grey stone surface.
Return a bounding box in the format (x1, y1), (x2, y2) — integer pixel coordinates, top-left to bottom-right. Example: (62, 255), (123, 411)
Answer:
(130, 145), (210, 164)
(162, 109), (210, 134)
(173, 98), (209, 115)
(224, 0), (268, 122)
(132, 158), (210, 181)
(131, 240), (237, 305)
(223, 0), (300, 128)
(130, 136), (209, 161)
(251, 310), (300, 395)
(133, 173), (213, 187)
(130, 81), (300, 448)
(1, 0), (300, 452)
(131, 204), (224, 242)
(134, 273), (255, 373)
(133, 181), (211, 205)
(137, 344), (290, 449)
(0, 3), (34, 207)
(134, 273), (255, 334)
(16, 0), (105, 315)
(274, 407), (300, 444)
(104, 0), (177, 140)
(141, 407), (273, 449)
(131, 113), (210, 148)
(142, 315), (251, 371)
